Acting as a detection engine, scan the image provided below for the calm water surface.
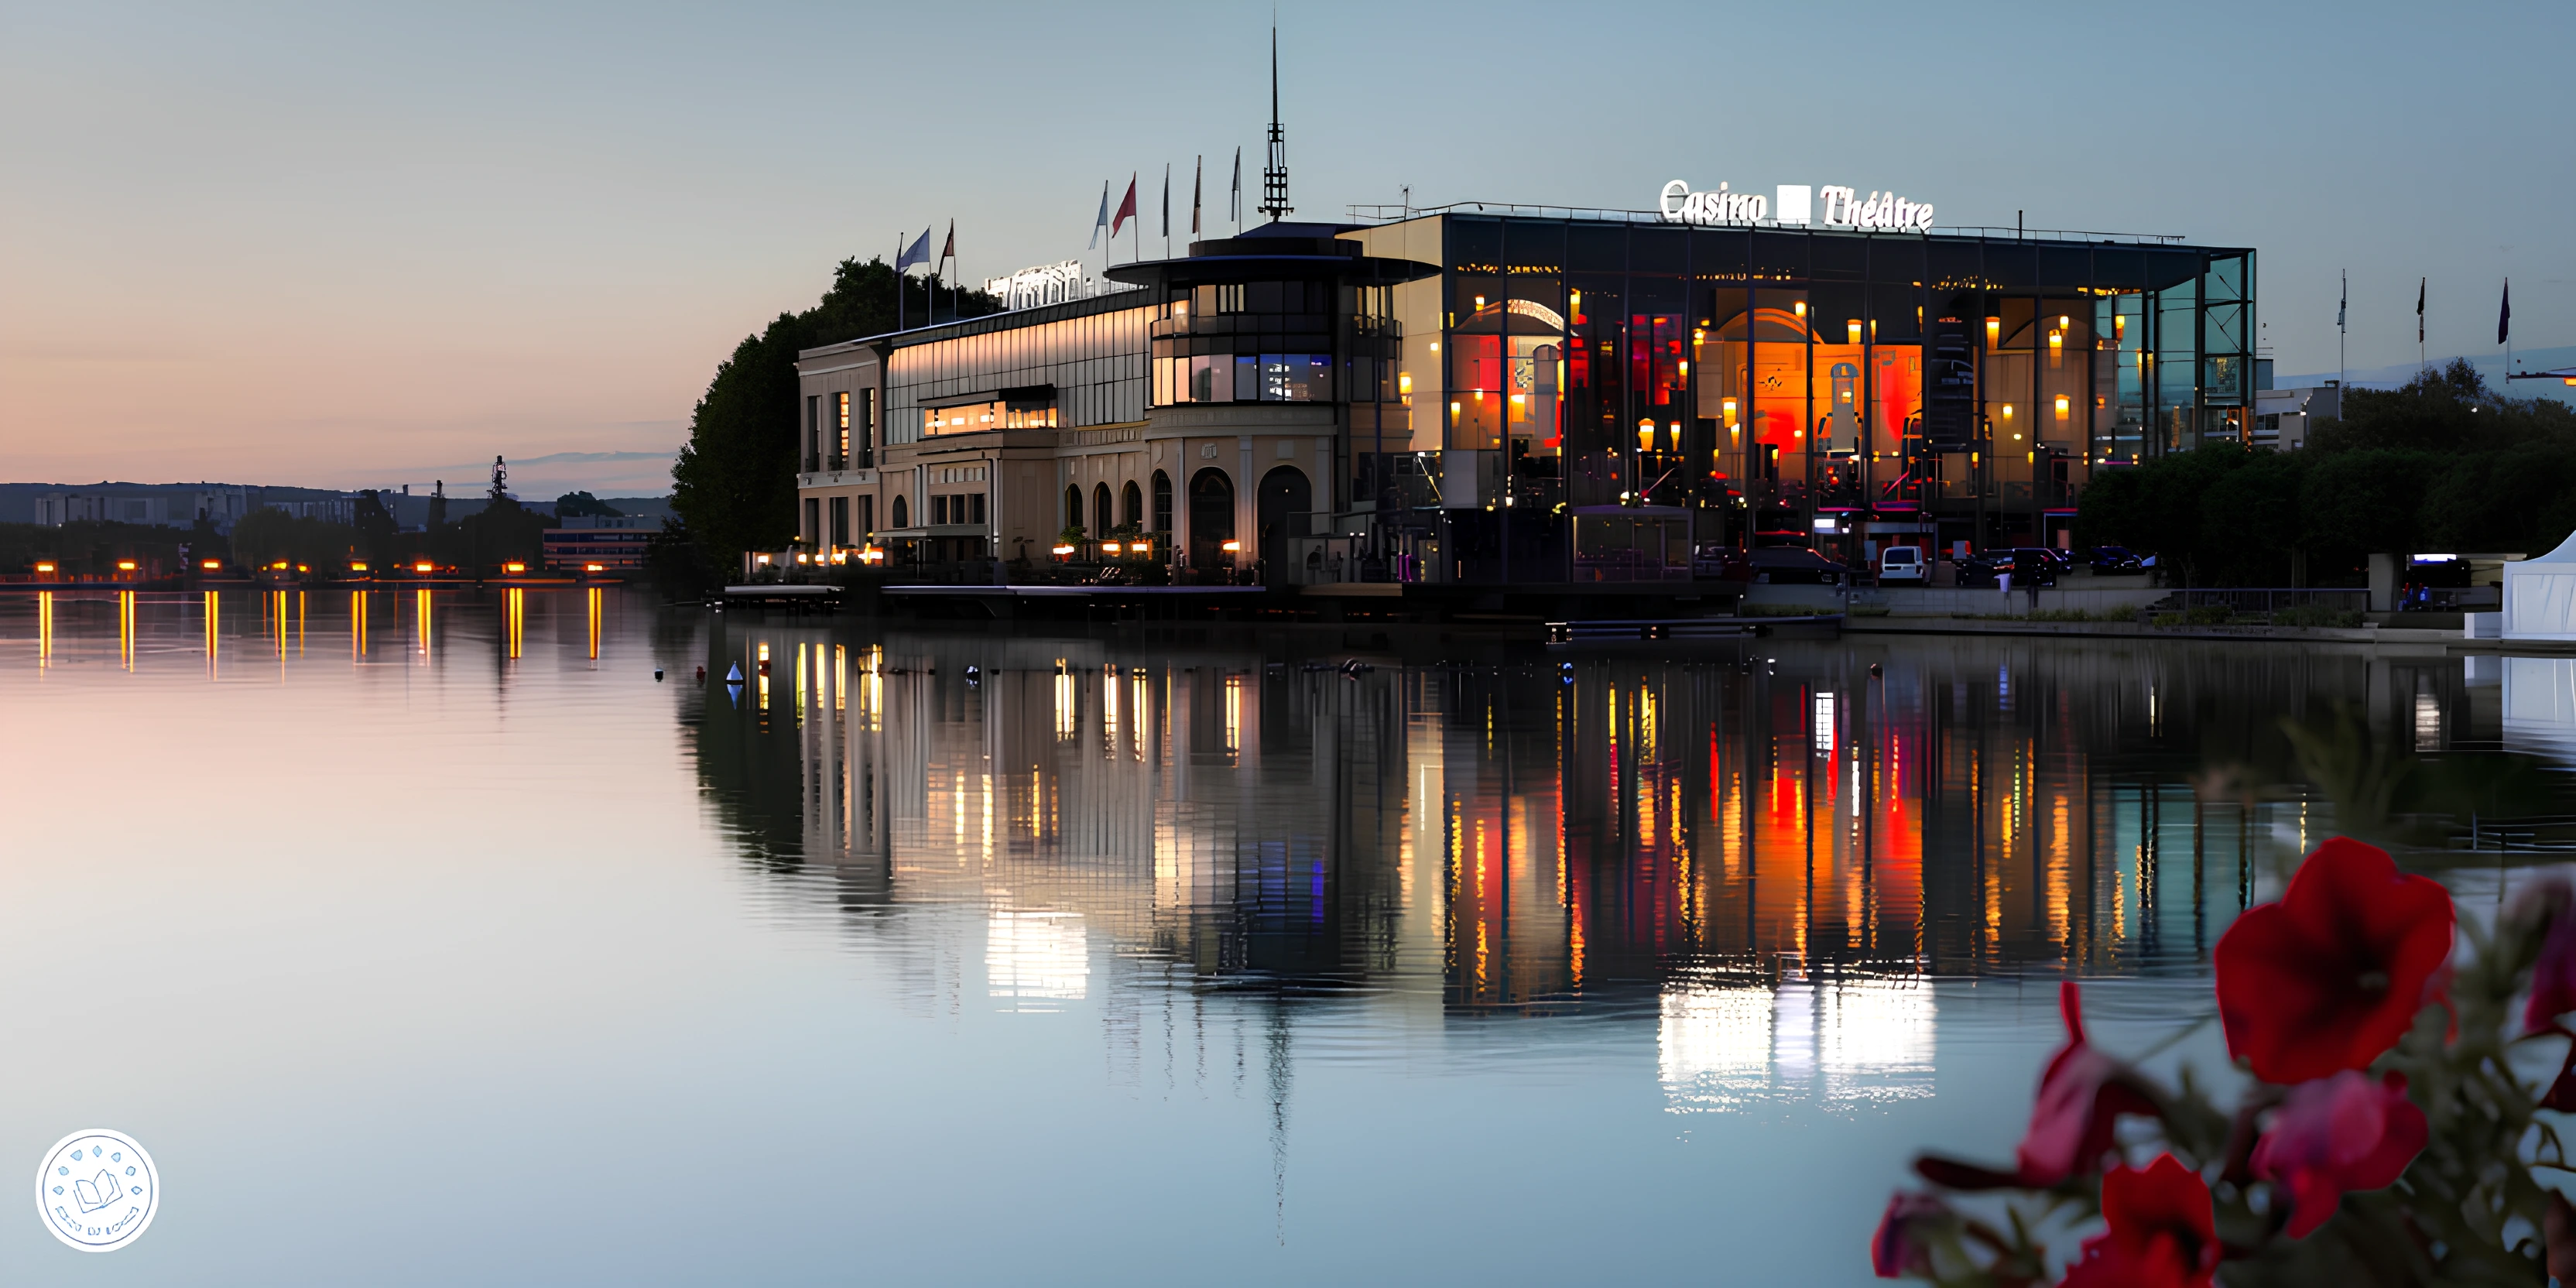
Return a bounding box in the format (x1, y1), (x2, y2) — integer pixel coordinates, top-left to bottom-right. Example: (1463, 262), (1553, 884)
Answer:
(2, 588), (2564, 1284)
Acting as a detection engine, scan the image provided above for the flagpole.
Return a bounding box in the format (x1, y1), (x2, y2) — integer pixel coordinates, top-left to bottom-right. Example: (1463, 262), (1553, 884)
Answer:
(896, 232), (904, 333)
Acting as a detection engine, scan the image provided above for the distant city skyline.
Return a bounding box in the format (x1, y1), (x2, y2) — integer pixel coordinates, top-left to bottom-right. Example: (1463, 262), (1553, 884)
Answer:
(3, 0), (2568, 486)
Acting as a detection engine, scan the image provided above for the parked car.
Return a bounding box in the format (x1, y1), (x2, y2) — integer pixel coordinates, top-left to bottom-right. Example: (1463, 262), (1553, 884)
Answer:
(2015, 547), (2073, 577)
(1702, 545), (1849, 586)
(1957, 550), (2059, 588)
(2089, 545), (2143, 574)
(1876, 544), (1928, 584)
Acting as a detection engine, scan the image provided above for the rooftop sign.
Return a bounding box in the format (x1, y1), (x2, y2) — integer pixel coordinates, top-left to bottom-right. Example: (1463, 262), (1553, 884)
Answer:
(981, 260), (1144, 311)
(1660, 180), (1934, 231)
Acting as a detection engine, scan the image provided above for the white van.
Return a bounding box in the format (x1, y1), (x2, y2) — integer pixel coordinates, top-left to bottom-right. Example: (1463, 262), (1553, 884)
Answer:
(1877, 544), (1927, 584)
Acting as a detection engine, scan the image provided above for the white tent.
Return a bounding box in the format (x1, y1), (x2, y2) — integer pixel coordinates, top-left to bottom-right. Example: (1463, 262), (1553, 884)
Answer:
(2505, 531), (2576, 639)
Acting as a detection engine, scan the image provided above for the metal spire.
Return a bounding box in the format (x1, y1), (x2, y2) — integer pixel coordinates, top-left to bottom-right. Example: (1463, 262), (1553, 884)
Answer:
(1259, 27), (1291, 221)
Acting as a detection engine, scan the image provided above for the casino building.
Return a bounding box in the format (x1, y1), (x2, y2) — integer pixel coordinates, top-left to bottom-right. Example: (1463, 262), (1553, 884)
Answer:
(793, 176), (2253, 584)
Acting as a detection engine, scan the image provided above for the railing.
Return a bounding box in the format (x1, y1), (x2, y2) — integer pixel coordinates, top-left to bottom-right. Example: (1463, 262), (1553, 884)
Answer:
(2160, 588), (2369, 615)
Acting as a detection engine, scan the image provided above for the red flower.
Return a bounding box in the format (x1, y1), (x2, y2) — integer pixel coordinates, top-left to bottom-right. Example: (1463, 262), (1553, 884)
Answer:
(2060, 1154), (2220, 1288)
(1869, 1190), (1951, 1278)
(2523, 880), (2576, 1035)
(2212, 838), (2454, 1084)
(2248, 1070), (2427, 1238)
(2017, 981), (2160, 1187)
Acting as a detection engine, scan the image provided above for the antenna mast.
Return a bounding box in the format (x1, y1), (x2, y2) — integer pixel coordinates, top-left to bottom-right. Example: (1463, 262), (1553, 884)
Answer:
(1259, 27), (1291, 221)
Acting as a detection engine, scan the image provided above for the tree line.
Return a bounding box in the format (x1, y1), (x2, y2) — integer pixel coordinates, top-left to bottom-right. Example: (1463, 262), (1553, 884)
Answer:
(2075, 361), (2576, 585)
(4, 489), (607, 577)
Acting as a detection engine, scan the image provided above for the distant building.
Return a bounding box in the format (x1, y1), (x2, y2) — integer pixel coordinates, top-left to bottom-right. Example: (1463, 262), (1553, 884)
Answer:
(2253, 383), (2339, 450)
(543, 514), (654, 570)
(33, 488), (252, 529)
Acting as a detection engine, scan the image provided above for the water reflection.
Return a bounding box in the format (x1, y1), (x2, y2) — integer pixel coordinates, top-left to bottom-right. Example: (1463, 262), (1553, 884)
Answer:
(693, 625), (2482, 1027)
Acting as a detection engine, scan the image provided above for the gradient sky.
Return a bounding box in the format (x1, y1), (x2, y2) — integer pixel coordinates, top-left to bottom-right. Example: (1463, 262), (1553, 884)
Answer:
(3, 1), (2568, 493)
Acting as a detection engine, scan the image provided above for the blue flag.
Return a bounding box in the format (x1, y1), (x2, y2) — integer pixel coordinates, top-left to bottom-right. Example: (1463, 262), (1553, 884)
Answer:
(896, 227), (933, 272)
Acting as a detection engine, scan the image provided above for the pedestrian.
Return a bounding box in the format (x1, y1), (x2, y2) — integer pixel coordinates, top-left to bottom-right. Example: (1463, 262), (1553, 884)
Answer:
(1998, 566), (2012, 606)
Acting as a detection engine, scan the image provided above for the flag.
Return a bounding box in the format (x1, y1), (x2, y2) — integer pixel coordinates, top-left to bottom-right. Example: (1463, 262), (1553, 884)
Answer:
(2417, 276), (2425, 344)
(1191, 156), (1202, 235)
(2337, 272), (2345, 331)
(940, 220), (954, 265)
(1112, 174), (1137, 237)
(1231, 147), (1241, 223)
(1160, 163), (1169, 239)
(1088, 181), (1108, 249)
(2500, 279), (2512, 345)
(897, 226), (933, 272)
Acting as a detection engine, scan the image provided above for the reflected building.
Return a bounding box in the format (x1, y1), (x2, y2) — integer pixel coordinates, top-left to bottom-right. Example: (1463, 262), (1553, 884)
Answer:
(671, 621), (2562, 1115)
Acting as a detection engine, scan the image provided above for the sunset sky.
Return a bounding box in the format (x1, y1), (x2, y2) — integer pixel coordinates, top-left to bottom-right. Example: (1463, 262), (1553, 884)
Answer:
(3, 1), (2567, 494)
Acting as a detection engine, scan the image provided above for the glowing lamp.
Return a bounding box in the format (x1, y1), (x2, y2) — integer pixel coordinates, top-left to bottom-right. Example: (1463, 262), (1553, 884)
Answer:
(2002, 404), (2015, 420)
(1721, 397), (1738, 424)
(2055, 395), (2071, 421)
(1846, 320), (1862, 344)
(2048, 330), (2064, 354)
(272, 560), (289, 570)
(1793, 300), (1806, 317)
(203, 559), (222, 570)
(349, 561), (368, 572)
(585, 563), (605, 573)
(1221, 540), (1241, 553)
(1397, 373), (1413, 396)
(1101, 542), (1122, 555)
(415, 561), (435, 574)
(2058, 315), (2071, 331)
(1132, 541), (1151, 557)
(1051, 544), (1076, 557)
(295, 564), (308, 574)
(503, 561), (526, 574)
(35, 561), (56, 574)
(1985, 317), (2001, 344)
(117, 560), (137, 571)
(1637, 420), (1656, 451)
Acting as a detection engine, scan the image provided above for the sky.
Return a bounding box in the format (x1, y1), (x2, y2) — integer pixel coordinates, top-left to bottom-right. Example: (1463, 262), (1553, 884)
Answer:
(2, 0), (2570, 495)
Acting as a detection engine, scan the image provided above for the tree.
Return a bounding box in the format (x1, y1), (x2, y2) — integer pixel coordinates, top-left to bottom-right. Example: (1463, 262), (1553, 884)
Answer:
(670, 257), (999, 564)
(352, 491), (399, 568)
(555, 491), (622, 518)
(2299, 450), (2434, 563)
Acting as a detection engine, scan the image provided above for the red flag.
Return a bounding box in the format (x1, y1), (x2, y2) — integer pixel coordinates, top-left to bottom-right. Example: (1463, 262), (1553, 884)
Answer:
(939, 220), (954, 263)
(1112, 174), (1137, 237)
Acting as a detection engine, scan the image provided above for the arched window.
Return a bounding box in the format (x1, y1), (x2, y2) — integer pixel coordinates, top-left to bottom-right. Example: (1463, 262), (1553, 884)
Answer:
(1093, 483), (1112, 536)
(1151, 471), (1173, 533)
(891, 494), (909, 529)
(1122, 481), (1143, 529)
(1064, 485), (1081, 532)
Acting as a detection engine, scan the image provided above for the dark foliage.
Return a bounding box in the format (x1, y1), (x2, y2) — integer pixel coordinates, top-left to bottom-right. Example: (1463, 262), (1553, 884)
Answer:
(2077, 362), (2576, 582)
(553, 491), (622, 518)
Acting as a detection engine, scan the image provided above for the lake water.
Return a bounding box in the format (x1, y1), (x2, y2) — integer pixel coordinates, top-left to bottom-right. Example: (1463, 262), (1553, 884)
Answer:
(2, 588), (2564, 1284)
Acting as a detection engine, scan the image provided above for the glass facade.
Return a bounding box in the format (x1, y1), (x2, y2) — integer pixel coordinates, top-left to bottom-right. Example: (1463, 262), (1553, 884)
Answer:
(1351, 214), (2253, 560)
(888, 298), (1154, 443)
